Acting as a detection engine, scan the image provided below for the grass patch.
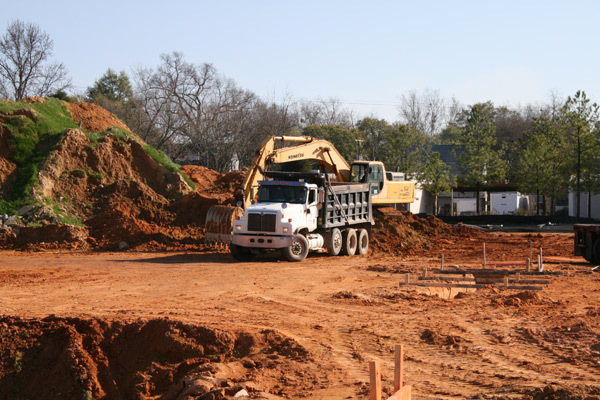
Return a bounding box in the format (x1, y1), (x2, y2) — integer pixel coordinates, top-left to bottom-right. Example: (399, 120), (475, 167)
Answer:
(1, 97), (194, 212)
(3, 98), (78, 201)
(0, 199), (31, 215)
(44, 196), (84, 227)
(142, 144), (196, 189)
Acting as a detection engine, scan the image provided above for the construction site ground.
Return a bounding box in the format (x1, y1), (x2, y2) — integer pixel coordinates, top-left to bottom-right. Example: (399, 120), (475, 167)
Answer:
(2, 231), (599, 400)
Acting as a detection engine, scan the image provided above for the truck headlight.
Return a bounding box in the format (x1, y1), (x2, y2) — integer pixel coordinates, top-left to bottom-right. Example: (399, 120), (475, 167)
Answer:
(282, 227), (289, 233)
(235, 225), (242, 231)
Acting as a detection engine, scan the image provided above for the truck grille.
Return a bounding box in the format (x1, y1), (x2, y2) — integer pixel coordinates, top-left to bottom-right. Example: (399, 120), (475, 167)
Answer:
(247, 213), (277, 232)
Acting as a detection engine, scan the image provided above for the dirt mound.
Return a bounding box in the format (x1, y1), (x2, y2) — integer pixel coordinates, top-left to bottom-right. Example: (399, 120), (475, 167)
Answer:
(25, 128), (198, 249)
(22, 96), (46, 103)
(174, 166), (247, 226)
(63, 101), (131, 133)
(0, 126), (16, 195)
(371, 209), (484, 256)
(0, 224), (89, 250)
(526, 384), (600, 400)
(0, 103), (245, 250)
(0, 316), (315, 400)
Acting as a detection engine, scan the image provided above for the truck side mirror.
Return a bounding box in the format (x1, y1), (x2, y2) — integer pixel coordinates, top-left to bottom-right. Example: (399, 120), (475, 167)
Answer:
(317, 188), (324, 203)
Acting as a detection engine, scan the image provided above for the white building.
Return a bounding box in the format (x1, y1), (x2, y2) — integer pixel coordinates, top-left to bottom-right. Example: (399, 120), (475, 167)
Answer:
(490, 192), (529, 215)
(569, 192), (600, 219)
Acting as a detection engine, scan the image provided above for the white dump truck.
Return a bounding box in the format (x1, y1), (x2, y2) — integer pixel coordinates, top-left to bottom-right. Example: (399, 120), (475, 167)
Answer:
(230, 171), (374, 262)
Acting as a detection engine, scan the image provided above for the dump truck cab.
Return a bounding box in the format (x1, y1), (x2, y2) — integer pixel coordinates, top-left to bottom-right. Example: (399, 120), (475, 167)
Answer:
(232, 179), (320, 250)
(230, 171), (373, 262)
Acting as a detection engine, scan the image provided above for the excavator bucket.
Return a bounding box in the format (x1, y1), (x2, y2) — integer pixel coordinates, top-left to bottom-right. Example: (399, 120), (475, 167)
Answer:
(205, 205), (244, 245)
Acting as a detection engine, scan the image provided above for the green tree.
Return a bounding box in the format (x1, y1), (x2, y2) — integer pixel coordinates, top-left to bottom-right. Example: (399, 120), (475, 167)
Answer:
(382, 124), (427, 178)
(357, 118), (427, 177)
(456, 102), (506, 214)
(511, 116), (569, 215)
(87, 68), (133, 103)
(86, 69), (138, 140)
(418, 151), (454, 215)
(357, 117), (390, 161)
(561, 91), (600, 219)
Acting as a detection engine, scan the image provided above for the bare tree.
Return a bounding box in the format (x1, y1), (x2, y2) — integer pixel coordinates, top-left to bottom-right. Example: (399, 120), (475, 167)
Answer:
(0, 20), (70, 100)
(398, 89), (446, 136)
(133, 52), (263, 172)
(298, 97), (355, 127)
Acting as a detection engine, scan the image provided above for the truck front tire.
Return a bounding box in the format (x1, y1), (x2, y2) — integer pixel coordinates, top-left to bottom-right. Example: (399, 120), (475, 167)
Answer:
(327, 228), (343, 256)
(342, 228), (357, 256)
(357, 229), (369, 255)
(231, 243), (256, 261)
(281, 234), (309, 262)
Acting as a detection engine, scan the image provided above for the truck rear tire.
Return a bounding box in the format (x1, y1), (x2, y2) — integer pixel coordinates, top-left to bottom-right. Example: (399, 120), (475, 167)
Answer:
(357, 229), (369, 255)
(281, 234), (309, 262)
(327, 228), (343, 256)
(593, 237), (600, 264)
(230, 243), (256, 261)
(342, 228), (357, 256)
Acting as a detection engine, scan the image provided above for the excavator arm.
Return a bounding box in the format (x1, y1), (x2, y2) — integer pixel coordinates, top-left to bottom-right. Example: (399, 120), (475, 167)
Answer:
(239, 136), (351, 207)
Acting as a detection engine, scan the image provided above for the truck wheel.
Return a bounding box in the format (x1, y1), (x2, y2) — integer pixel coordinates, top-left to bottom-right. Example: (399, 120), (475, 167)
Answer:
(281, 234), (309, 262)
(327, 228), (343, 256)
(357, 229), (369, 255)
(593, 237), (600, 264)
(342, 228), (357, 256)
(230, 243), (256, 261)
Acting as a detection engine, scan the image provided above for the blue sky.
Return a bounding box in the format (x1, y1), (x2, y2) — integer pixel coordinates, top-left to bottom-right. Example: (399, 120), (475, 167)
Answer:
(2, 0), (599, 121)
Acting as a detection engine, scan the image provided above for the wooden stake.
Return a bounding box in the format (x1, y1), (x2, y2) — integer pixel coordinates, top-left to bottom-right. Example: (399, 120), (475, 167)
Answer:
(527, 258), (531, 272)
(529, 241), (533, 263)
(504, 276), (509, 288)
(405, 273), (410, 284)
(441, 254), (445, 271)
(369, 360), (382, 400)
(394, 344), (404, 392)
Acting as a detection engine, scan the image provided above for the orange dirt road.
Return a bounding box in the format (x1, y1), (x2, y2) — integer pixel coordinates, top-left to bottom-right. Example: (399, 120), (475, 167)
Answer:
(1, 232), (599, 399)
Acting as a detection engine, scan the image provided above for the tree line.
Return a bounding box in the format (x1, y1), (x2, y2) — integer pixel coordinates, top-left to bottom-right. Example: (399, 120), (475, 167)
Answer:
(1, 20), (599, 217)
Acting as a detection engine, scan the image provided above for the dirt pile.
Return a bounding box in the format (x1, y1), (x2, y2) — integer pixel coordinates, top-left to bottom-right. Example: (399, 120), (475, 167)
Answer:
(63, 101), (131, 133)
(175, 166), (247, 225)
(371, 208), (484, 256)
(0, 100), (247, 250)
(32, 128), (197, 249)
(0, 316), (315, 400)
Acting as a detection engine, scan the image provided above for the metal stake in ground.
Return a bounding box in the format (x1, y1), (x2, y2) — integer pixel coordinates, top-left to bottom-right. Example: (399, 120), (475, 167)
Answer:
(483, 243), (487, 266)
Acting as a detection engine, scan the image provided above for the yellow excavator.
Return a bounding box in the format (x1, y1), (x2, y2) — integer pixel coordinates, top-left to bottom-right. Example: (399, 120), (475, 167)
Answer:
(205, 135), (415, 243)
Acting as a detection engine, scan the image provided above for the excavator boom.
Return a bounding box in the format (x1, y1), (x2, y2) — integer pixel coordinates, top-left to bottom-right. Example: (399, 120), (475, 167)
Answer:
(239, 136), (350, 207)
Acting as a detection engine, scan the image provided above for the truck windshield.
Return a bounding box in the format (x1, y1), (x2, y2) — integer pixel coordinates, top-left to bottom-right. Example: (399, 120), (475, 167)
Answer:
(257, 185), (307, 204)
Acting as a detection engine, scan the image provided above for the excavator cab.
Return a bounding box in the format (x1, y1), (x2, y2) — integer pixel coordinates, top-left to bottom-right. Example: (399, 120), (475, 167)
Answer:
(351, 162), (384, 194)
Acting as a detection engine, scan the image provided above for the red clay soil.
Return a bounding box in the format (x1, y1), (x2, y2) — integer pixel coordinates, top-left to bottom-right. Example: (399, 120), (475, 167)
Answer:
(63, 101), (131, 133)
(0, 125), (16, 195)
(0, 236), (597, 399)
(0, 315), (316, 400)
(371, 208), (485, 257)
